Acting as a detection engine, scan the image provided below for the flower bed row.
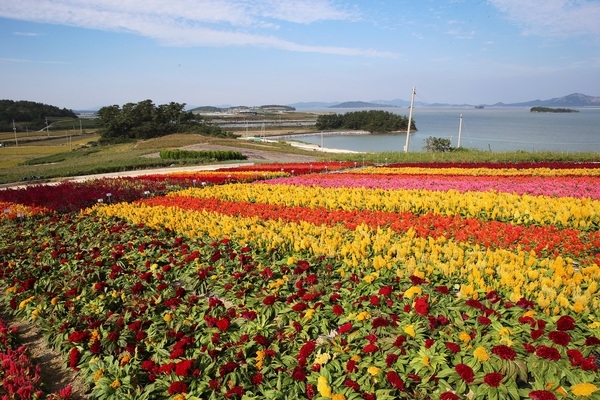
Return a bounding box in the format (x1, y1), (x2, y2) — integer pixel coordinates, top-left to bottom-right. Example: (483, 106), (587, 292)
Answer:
(0, 316), (72, 399)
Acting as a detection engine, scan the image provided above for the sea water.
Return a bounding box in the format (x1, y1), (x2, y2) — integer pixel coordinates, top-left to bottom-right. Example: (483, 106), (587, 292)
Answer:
(293, 107), (600, 153)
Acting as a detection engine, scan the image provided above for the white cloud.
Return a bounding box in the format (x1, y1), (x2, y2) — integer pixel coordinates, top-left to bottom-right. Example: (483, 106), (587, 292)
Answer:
(0, 0), (392, 57)
(12, 31), (42, 36)
(489, 0), (600, 38)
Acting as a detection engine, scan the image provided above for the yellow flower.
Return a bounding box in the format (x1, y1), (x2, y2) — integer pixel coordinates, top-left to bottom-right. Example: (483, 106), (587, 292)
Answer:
(18, 296), (35, 310)
(473, 346), (490, 361)
(255, 350), (265, 370)
(93, 368), (104, 383)
(317, 376), (332, 398)
(304, 309), (316, 321)
(5, 286), (16, 294)
(350, 354), (362, 362)
(332, 395), (346, 400)
(173, 394), (187, 400)
(459, 331), (472, 343)
(164, 312), (174, 323)
(313, 352), (331, 366)
(403, 286), (422, 299)
(367, 366), (381, 376)
(422, 356), (430, 367)
(404, 324), (416, 338)
(571, 383), (597, 397)
(355, 311), (371, 321)
(110, 379), (121, 389)
(89, 330), (101, 343)
(120, 353), (132, 366)
(51, 297), (59, 305)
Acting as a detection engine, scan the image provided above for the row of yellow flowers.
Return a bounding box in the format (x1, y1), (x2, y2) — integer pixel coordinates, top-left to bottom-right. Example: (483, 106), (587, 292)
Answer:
(356, 167), (600, 177)
(170, 184), (600, 230)
(90, 202), (600, 321)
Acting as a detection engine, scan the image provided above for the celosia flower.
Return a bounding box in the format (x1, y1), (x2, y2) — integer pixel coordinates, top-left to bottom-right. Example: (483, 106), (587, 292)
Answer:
(535, 345), (561, 361)
(317, 376), (332, 398)
(414, 296), (429, 316)
(367, 366), (381, 376)
(445, 342), (461, 353)
(386, 371), (406, 391)
(455, 363), (474, 383)
(528, 390), (558, 400)
(483, 372), (504, 387)
(571, 383), (598, 397)
(344, 379), (360, 391)
(440, 392), (460, 400)
(332, 304), (344, 316)
(548, 331), (571, 347)
(252, 372), (263, 386)
(473, 346), (490, 361)
(556, 315), (576, 331)
(291, 367), (307, 381)
(168, 381), (189, 395)
(492, 345), (517, 360)
(403, 324), (416, 338)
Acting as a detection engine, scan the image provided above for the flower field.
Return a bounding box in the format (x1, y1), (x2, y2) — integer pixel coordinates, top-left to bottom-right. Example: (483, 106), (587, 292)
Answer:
(1, 161), (599, 400)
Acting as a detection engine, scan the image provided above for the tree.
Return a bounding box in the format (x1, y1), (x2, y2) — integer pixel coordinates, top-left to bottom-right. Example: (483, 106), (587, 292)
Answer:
(315, 110), (414, 133)
(424, 136), (454, 152)
(96, 100), (235, 141)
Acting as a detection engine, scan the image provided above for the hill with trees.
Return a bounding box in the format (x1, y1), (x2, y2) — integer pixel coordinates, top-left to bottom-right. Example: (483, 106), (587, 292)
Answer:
(96, 100), (236, 142)
(315, 110), (415, 133)
(0, 100), (77, 131)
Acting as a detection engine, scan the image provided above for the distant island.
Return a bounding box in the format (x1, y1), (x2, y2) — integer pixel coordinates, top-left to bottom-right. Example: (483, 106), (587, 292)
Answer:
(330, 101), (395, 108)
(530, 107), (579, 113)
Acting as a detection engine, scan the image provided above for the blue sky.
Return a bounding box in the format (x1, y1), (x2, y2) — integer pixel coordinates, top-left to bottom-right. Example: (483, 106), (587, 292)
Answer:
(1, 0), (599, 109)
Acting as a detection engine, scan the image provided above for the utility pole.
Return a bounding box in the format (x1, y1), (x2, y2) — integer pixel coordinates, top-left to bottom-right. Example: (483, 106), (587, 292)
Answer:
(457, 114), (463, 148)
(13, 120), (18, 146)
(404, 86), (416, 152)
(45, 117), (50, 136)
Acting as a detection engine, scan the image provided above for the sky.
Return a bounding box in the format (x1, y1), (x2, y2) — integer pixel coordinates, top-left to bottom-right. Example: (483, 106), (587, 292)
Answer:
(1, 0), (599, 110)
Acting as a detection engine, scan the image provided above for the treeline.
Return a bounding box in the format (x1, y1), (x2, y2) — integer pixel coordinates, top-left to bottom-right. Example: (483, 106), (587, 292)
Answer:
(530, 107), (579, 113)
(159, 149), (246, 161)
(0, 100), (77, 131)
(97, 100), (237, 142)
(315, 110), (415, 133)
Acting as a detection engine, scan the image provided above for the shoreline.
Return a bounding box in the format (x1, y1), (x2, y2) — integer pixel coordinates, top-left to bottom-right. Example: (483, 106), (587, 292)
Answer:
(239, 134), (364, 154)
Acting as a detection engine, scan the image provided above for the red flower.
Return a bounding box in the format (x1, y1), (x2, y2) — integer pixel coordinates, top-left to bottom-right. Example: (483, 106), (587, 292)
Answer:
(168, 381), (189, 395)
(262, 295), (277, 305)
(385, 353), (399, 367)
(477, 316), (492, 325)
(344, 379), (361, 391)
(175, 359), (195, 377)
(216, 317), (230, 332)
(531, 329), (545, 341)
(378, 285), (393, 296)
(548, 330), (571, 347)
(586, 336), (600, 346)
(69, 347), (80, 370)
(369, 295), (380, 306)
(425, 338), (434, 349)
(483, 372), (504, 387)
(435, 285), (450, 294)
(346, 359), (358, 373)
(535, 345), (561, 361)
(225, 385), (244, 399)
(523, 343), (536, 353)
(372, 317), (389, 329)
(291, 367), (307, 381)
(338, 323), (353, 334)
(386, 371), (406, 391)
(68, 330), (90, 343)
(445, 342), (461, 353)
(556, 315), (576, 331)
(567, 349), (583, 366)
(363, 343), (379, 353)
(332, 304), (344, 316)
(492, 345), (517, 360)
(581, 357), (599, 371)
(455, 363), (474, 383)
(414, 296), (429, 316)
(252, 372), (263, 386)
(529, 390), (558, 400)
(440, 392), (460, 400)
(292, 302), (308, 312)
(219, 361), (238, 376)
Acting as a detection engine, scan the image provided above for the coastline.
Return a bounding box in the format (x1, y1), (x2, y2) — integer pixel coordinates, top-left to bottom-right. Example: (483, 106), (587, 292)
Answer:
(239, 134), (364, 154)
